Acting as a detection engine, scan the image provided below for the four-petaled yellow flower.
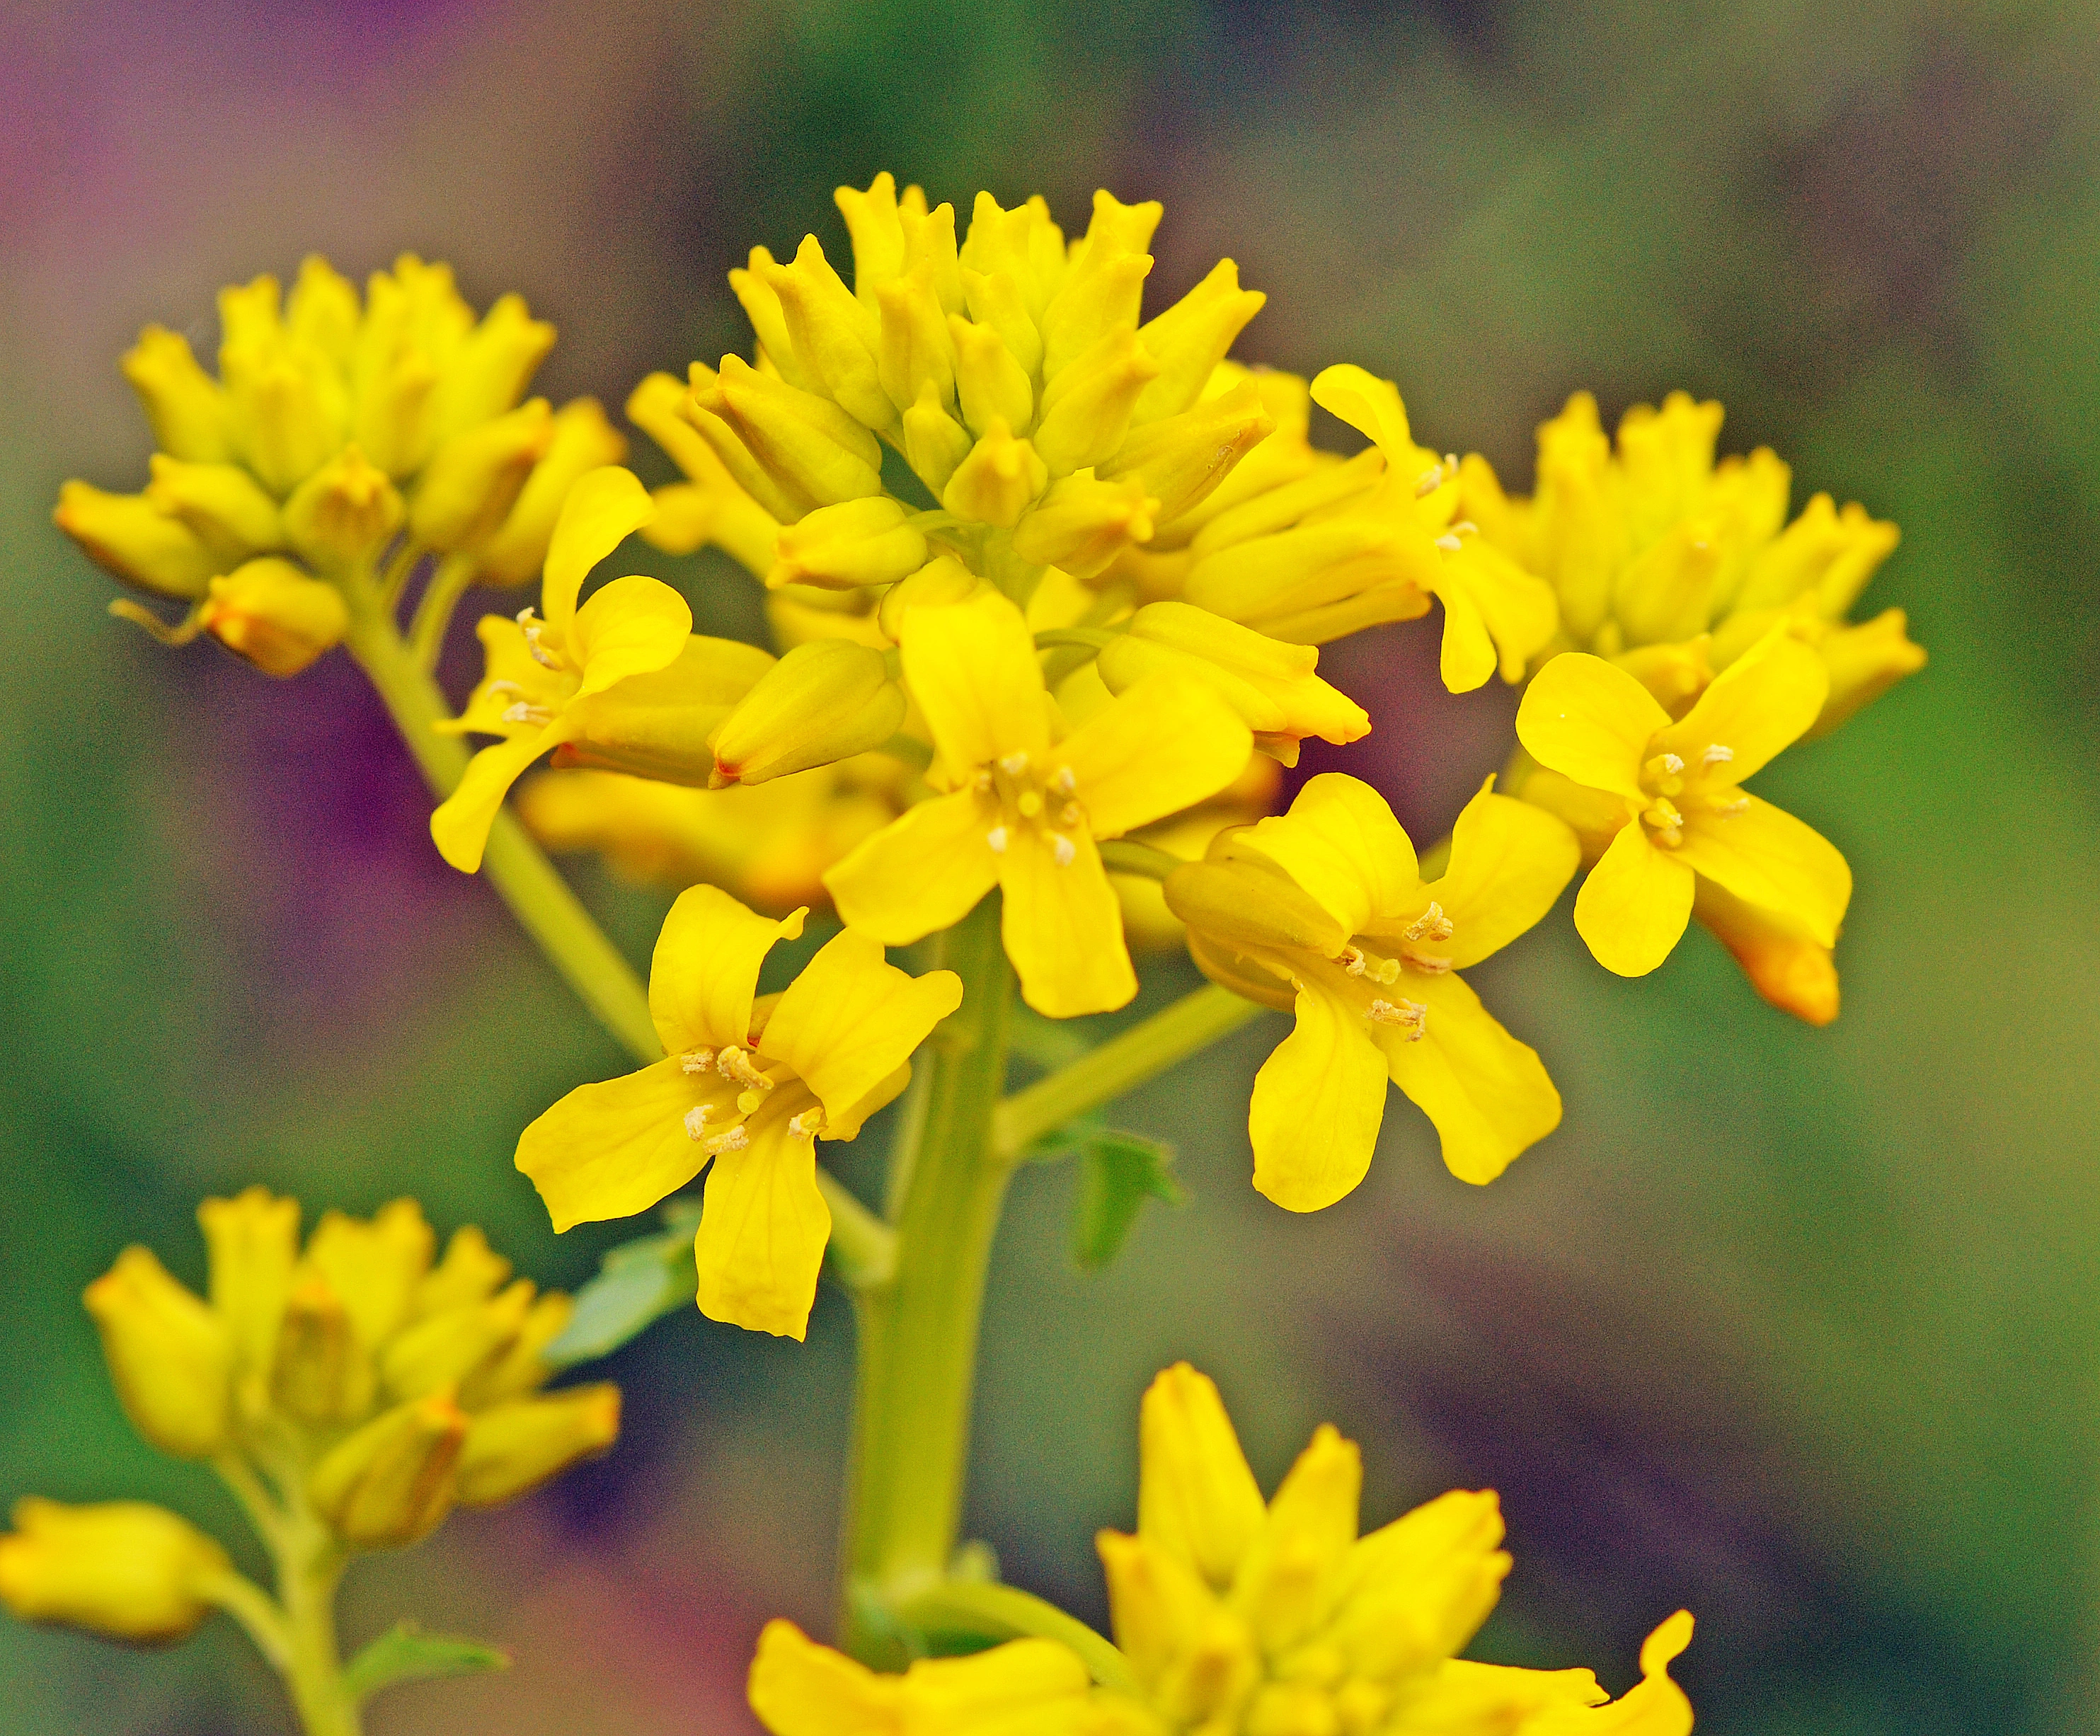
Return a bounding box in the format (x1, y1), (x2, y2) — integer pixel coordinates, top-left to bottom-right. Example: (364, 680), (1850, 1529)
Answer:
(825, 590), (1253, 1018)
(747, 1362), (1694, 1736)
(516, 885), (962, 1340)
(1166, 775), (1578, 1207)
(431, 466), (771, 871)
(1516, 626), (1850, 978)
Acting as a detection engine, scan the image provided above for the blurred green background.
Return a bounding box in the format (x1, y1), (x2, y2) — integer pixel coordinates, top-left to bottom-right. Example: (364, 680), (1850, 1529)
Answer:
(3, 1), (2096, 1730)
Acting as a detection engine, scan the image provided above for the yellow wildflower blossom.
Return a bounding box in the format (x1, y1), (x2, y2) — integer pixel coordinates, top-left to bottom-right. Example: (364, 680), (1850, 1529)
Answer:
(515, 885), (963, 1339)
(1166, 775), (1578, 1205)
(825, 590), (1253, 1018)
(747, 1363), (1694, 1736)
(1515, 625), (1850, 979)
(0, 1500), (235, 1646)
(430, 466), (773, 872)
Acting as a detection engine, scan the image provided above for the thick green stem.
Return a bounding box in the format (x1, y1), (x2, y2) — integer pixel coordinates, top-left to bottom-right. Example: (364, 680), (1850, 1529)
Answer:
(338, 575), (661, 1064)
(839, 895), (1013, 1664)
(280, 1524), (357, 1736)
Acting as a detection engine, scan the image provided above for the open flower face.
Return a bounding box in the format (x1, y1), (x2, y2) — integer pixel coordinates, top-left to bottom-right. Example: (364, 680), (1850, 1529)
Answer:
(516, 886), (961, 1339)
(1516, 626), (1851, 978)
(825, 589), (1253, 1018)
(1168, 775), (1578, 1205)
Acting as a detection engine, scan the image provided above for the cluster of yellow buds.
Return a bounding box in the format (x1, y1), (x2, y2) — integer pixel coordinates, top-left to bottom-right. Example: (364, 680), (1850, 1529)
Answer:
(55, 254), (624, 674)
(0, 1189), (617, 1655)
(750, 1364), (1693, 1736)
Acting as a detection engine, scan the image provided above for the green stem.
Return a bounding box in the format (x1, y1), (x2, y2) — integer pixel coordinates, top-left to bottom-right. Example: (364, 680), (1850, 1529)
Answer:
(406, 552), (479, 672)
(280, 1527), (357, 1736)
(994, 984), (1261, 1159)
(817, 1171), (897, 1288)
(839, 895), (1013, 1665)
(893, 1580), (1135, 1693)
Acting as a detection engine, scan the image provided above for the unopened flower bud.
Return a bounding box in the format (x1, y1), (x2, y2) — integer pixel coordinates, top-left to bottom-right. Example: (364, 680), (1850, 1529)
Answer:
(1132, 259), (1268, 422)
(144, 455), (285, 566)
(219, 342), (345, 497)
(1011, 473), (1158, 580)
(427, 292), (556, 443)
(301, 1200), (435, 1351)
(1039, 195), (1157, 379)
(1164, 857), (1349, 960)
(876, 555), (987, 641)
(379, 1279), (536, 1403)
(1808, 606), (1927, 737)
(948, 312), (1035, 437)
(1032, 328), (1161, 478)
(53, 481), (219, 599)
(876, 264), (958, 415)
(120, 326), (233, 463)
(708, 639), (906, 787)
(459, 1291), (574, 1408)
(281, 446), (404, 573)
(942, 418), (1048, 528)
(550, 633), (777, 785)
(1695, 880), (1838, 1028)
(473, 398), (629, 587)
(307, 1390), (467, 1548)
(270, 1272), (376, 1425)
(82, 1248), (232, 1460)
(413, 1225), (515, 1317)
(198, 558), (350, 678)
(768, 496), (928, 592)
(0, 1499), (230, 1645)
(197, 1186), (300, 1379)
(903, 379), (976, 495)
(696, 355), (885, 513)
(1102, 379), (1274, 524)
(408, 398), (554, 551)
(455, 1384), (621, 1507)
(759, 234), (892, 428)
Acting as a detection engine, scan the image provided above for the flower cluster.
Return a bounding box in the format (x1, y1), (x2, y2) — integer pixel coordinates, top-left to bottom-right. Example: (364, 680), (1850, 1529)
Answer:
(750, 1364), (1693, 1735)
(0, 1189), (617, 1650)
(55, 255), (621, 675)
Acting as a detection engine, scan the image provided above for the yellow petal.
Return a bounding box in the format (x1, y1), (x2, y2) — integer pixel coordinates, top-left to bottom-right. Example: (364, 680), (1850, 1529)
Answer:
(541, 465), (655, 637)
(648, 885), (808, 1055)
(747, 1618), (900, 1736)
(1573, 822), (1694, 976)
(898, 1638), (1094, 1723)
(1515, 653), (1668, 799)
(515, 1056), (714, 1232)
(1249, 981), (1389, 1211)
(1404, 779), (1580, 969)
(1432, 540), (1559, 689)
(1378, 972), (1560, 1185)
(1056, 672), (1253, 840)
(1432, 573), (1498, 694)
(762, 929), (963, 1131)
(1136, 1364), (1268, 1592)
(694, 1113), (831, 1340)
(1309, 362), (1413, 458)
(430, 723), (568, 873)
(825, 789), (1001, 945)
(1232, 1422), (1362, 1654)
(1656, 622), (1826, 782)
(999, 827), (1135, 1018)
(1329, 1490), (1508, 1677)
(899, 590), (1049, 775)
(569, 575), (694, 698)
(1235, 774), (1417, 937)
(1677, 794), (1850, 946)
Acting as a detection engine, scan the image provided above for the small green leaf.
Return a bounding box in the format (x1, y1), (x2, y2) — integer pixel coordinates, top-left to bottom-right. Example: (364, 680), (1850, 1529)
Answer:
(1069, 1129), (1185, 1271)
(342, 1621), (508, 1703)
(543, 1200), (703, 1367)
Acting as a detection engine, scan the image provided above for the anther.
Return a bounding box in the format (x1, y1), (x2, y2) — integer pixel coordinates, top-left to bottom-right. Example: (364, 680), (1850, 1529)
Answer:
(682, 1105), (714, 1140)
(1413, 464), (1445, 498)
(1702, 743), (1734, 766)
(1402, 900), (1454, 943)
(486, 679), (524, 698)
(703, 1125), (751, 1156)
(788, 1108), (825, 1137)
(500, 701), (554, 726)
(1435, 532), (1463, 553)
(1341, 945), (1367, 976)
(716, 1045), (771, 1090)
(973, 769), (994, 793)
(679, 1049), (716, 1074)
(999, 751), (1031, 775)
(1367, 998), (1428, 1040)
(1050, 834), (1077, 867)
(986, 825), (1009, 853)
(1050, 766), (1077, 795)
(516, 607), (559, 669)
(1658, 752), (1685, 774)
(1708, 794), (1750, 817)
(1059, 802), (1083, 827)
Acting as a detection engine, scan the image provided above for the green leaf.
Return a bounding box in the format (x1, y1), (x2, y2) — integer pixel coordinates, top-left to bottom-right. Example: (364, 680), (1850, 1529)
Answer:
(1068, 1129), (1186, 1272)
(543, 1200), (703, 1367)
(342, 1621), (508, 1703)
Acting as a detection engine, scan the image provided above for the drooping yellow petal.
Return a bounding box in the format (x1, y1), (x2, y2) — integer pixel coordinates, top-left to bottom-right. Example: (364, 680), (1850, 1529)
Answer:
(648, 885), (808, 1055)
(1573, 821), (1694, 976)
(999, 827), (1135, 1017)
(1309, 362), (1413, 459)
(762, 929), (963, 1131)
(899, 590), (1050, 776)
(515, 1056), (718, 1232)
(1136, 1363), (1267, 1592)
(1677, 795), (1850, 946)
(1519, 1611), (1695, 1736)
(1399, 779), (1580, 970)
(568, 575), (693, 699)
(747, 1619), (901, 1736)
(541, 465), (655, 637)
(1431, 539), (1559, 689)
(825, 789), (1002, 945)
(430, 721), (570, 873)
(1055, 672), (1253, 840)
(1655, 622), (1826, 783)
(1515, 653), (1668, 799)
(1248, 980), (1389, 1211)
(1377, 971), (1560, 1185)
(694, 1111), (832, 1340)
(1430, 570), (1499, 694)
(1234, 774), (1417, 936)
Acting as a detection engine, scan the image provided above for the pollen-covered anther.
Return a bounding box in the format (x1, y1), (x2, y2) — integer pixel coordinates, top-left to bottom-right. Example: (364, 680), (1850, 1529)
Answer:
(1049, 766), (1077, 796)
(1050, 833), (1077, 867)
(1058, 801), (1083, 827)
(1642, 752), (1686, 795)
(1702, 742), (1735, 766)
(1643, 796), (1685, 846)
(679, 1048), (716, 1075)
(1413, 462), (1446, 498)
(1435, 531), (1463, 553)
(1706, 793), (1750, 817)
(788, 1107), (825, 1138)
(682, 1104), (714, 1139)
(986, 825), (1009, 853)
(702, 1125), (751, 1156)
(500, 701), (553, 725)
(999, 751), (1031, 775)
(1402, 899), (1454, 944)
(1367, 997), (1428, 1039)
(515, 607), (558, 669)
(972, 769), (994, 793)
(716, 1045), (771, 1091)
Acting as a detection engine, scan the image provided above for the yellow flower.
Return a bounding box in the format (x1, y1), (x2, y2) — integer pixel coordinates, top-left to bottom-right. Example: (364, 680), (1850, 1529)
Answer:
(1515, 626), (1850, 978)
(515, 885), (963, 1339)
(0, 1500), (233, 1645)
(1166, 776), (1578, 1205)
(430, 466), (773, 872)
(825, 590), (1253, 1018)
(517, 755), (906, 914)
(1464, 389), (1922, 732)
(746, 1363), (1695, 1736)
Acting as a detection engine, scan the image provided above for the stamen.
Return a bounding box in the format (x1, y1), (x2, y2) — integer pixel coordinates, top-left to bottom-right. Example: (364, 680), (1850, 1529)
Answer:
(679, 1048), (716, 1074)
(716, 1045), (771, 1091)
(1049, 766), (1077, 795)
(1702, 743), (1734, 766)
(1708, 794), (1750, 817)
(788, 1107), (825, 1137)
(702, 1125), (751, 1155)
(1402, 900), (1454, 943)
(1435, 532), (1462, 553)
(500, 701), (554, 726)
(1341, 944), (1401, 984)
(1413, 464), (1445, 498)
(682, 1105), (714, 1140)
(1050, 834), (1077, 867)
(1367, 998), (1428, 1040)
(999, 751), (1031, 775)
(1409, 955), (1453, 975)
(986, 825), (1009, 853)
(1658, 752), (1684, 774)
(1341, 945), (1367, 977)
(516, 607), (559, 669)
(486, 679), (524, 698)
(1059, 802), (1083, 827)
(973, 769), (994, 793)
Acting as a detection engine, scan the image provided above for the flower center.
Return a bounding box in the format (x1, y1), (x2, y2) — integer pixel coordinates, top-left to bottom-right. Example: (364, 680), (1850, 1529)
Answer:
(975, 750), (1088, 867)
(677, 1045), (820, 1154)
(1637, 742), (1744, 847)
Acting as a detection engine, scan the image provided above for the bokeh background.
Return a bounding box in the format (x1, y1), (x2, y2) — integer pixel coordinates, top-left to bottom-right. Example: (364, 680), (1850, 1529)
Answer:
(3, 1), (2096, 1730)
